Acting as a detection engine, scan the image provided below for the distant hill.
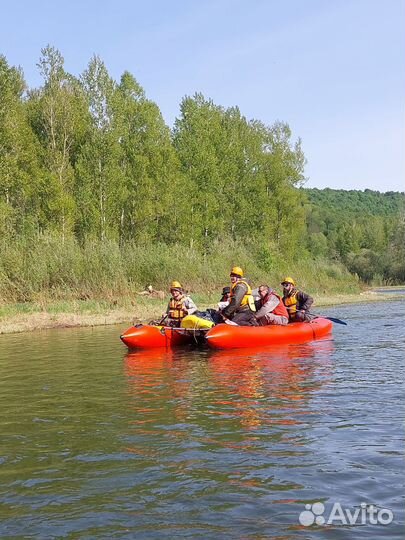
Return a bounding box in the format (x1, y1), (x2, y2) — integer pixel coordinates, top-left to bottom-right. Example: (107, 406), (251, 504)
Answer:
(302, 188), (405, 217)
(301, 187), (405, 283)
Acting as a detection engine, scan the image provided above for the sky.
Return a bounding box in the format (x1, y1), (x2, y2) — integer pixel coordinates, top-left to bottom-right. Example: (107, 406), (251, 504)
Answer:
(1, 0), (404, 192)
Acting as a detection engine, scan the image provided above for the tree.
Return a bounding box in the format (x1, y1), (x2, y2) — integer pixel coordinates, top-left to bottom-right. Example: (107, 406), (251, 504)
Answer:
(0, 55), (42, 238)
(256, 121), (306, 252)
(114, 72), (184, 244)
(76, 55), (125, 241)
(173, 93), (229, 249)
(28, 45), (89, 239)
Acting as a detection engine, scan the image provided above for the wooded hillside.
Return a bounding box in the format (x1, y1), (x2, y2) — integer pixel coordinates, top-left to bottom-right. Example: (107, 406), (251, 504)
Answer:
(1, 47), (404, 303)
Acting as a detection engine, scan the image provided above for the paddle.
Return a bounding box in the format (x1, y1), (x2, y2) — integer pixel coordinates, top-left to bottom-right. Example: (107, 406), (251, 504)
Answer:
(153, 313), (168, 325)
(323, 316), (347, 326)
(146, 313), (168, 326)
(310, 313), (347, 326)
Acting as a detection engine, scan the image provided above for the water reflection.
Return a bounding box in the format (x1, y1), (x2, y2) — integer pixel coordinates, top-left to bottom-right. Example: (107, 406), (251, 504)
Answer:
(121, 340), (338, 535)
(124, 339), (335, 434)
(206, 341), (334, 430)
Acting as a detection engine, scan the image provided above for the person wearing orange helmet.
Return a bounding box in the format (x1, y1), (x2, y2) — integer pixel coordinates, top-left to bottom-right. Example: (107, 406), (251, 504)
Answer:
(221, 266), (257, 326)
(164, 280), (198, 327)
(281, 277), (313, 322)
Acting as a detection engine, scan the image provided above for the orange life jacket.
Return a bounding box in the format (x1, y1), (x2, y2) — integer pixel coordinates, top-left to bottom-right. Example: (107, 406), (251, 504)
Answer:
(168, 295), (186, 320)
(272, 293), (289, 318)
(261, 292), (289, 318)
(283, 289), (298, 320)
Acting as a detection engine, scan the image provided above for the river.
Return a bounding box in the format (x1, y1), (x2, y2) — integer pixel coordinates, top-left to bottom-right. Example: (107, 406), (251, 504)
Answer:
(0, 300), (404, 539)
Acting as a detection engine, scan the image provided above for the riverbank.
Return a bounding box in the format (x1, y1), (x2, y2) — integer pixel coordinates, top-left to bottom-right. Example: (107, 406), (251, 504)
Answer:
(1, 289), (403, 335)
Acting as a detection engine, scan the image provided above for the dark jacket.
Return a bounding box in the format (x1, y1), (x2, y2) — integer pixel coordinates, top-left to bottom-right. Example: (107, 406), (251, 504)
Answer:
(222, 281), (249, 318)
(283, 288), (313, 312)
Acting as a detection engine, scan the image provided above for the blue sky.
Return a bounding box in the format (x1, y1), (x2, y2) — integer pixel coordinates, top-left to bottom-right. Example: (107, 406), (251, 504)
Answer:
(2, 0), (404, 191)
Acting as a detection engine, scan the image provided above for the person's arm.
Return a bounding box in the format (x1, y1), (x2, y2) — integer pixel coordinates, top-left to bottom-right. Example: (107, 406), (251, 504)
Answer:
(184, 296), (197, 315)
(298, 291), (313, 312)
(255, 296), (280, 319)
(222, 283), (246, 318)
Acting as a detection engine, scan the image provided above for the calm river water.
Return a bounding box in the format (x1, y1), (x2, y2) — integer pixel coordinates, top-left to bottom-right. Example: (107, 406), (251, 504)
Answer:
(0, 300), (404, 539)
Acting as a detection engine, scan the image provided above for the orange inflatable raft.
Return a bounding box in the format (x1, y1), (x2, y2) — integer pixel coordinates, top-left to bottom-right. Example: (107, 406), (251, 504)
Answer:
(205, 318), (333, 349)
(120, 314), (214, 349)
(120, 325), (198, 349)
(121, 318), (333, 350)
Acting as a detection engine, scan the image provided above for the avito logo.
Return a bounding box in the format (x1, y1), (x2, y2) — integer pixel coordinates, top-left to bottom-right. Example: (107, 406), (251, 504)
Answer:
(299, 502), (394, 526)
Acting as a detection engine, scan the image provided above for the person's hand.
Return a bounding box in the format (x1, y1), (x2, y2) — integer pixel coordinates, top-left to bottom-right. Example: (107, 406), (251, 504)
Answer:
(183, 308), (189, 315)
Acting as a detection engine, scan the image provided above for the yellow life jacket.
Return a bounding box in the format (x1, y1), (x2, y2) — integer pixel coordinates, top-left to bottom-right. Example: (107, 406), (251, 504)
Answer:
(283, 290), (298, 319)
(168, 295), (186, 320)
(230, 280), (256, 312)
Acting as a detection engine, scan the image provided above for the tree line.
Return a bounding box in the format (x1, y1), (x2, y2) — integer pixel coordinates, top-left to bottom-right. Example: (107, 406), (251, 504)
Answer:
(0, 46), (404, 303)
(1, 46), (305, 248)
(304, 189), (405, 283)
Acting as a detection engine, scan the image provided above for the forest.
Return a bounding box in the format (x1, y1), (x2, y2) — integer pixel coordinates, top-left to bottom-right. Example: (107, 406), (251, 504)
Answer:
(1, 47), (404, 304)
(304, 188), (404, 283)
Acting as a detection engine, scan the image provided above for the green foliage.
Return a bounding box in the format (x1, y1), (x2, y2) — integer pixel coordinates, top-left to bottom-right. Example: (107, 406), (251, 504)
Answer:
(0, 234), (360, 303)
(28, 46), (91, 238)
(173, 95), (306, 252)
(1, 47), (404, 308)
(304, 187), (404, 217)
(307, 232), (329, 258)
(304, 188), (405, 282)
(0, 55), (44, 238)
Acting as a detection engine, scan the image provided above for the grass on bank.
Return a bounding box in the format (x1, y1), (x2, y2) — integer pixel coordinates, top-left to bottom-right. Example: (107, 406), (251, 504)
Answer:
(0, 234), (361, 303)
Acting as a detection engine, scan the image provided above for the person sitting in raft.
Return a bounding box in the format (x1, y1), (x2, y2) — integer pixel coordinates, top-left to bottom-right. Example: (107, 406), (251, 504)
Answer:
(281, 277), (313, 322)
(221, 267), (257, 326)
(254, 285), (289, 326)
(217, 286), (231, 310)
(165, 281), (198, 327)
(204, 286), (232, 325)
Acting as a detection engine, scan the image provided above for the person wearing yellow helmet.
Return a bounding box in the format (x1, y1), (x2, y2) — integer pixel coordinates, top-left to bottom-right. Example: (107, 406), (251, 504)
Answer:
(230, 266), (244, 278)
(164, 280), (198, 327)
(281, 277), (313, 322)
(221, 266), (257, 326)
(281, 276), (295, 287)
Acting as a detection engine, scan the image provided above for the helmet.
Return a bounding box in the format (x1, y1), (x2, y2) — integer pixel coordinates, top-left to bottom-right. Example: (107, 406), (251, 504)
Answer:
(281, 276), (295, 286)
(230, 266), (244, 277)
(170, 280), (183, 290)
(221, 286), (231, 296)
